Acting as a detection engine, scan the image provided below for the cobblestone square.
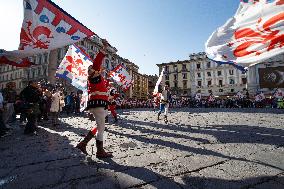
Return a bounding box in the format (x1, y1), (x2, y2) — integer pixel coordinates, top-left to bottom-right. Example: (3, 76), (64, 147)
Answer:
(0, 108), (283, 189)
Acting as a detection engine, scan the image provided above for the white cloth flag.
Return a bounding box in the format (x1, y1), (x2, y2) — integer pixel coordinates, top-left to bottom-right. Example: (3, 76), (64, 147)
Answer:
(154, 67), (165, 94)
(205, 0), (284, 69)
(56, 45), (93, 91)
(109, 64), (133, 91)
(0, 0), (94, 66)
(236, 91), (245, 99)
(195, 93), (202, 101)
(274, 88), (284, 98)
(255, 92), (266, 102)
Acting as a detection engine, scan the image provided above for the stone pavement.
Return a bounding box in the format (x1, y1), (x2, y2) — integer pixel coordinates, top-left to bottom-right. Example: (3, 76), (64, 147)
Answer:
(0, 108), (284, 189)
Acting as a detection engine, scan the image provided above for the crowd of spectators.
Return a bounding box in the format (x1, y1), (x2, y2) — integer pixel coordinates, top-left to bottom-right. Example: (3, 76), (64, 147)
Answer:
(1, 80), (283, 138)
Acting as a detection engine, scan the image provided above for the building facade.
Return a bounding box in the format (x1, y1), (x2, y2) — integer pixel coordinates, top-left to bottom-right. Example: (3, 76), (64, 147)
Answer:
(189, 52), (247, 97)
(157, 52), (248, 97)
(0, 34), (148, 98)
(145, 74), (158, 95)
(157, 60), (192, 97)
(123, 60), (149, 99)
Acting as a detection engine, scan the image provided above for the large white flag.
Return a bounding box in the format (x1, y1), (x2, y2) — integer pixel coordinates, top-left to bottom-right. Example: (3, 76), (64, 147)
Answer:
(153, 67), (165, 94)
(0, 0), (94, 67)
(205, 0), (284, 70)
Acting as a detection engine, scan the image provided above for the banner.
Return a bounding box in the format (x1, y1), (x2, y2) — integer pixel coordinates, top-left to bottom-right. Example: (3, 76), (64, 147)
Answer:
(205, 0), (284, 70)
(236, 91), (244, 99)
(255, 92), (266, 102)
(259, 66), (284, 88)
(153, 67), (165, 94)
(0, 0), (94, 67)
(56, 45), (92, 91)
(273, 88), (284, 99)
(195, 93), (202, 101)
(109, 64), (133, 91)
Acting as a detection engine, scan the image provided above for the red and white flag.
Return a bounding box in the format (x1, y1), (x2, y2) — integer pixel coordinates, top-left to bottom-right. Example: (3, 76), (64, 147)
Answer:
(274, 88), (284, 99)
(255, 92), (266, 102)
(236, 91), (245, 99)
(109, 64), (133, 91)
(56, 45), (92, 91)
(206, 0), (284, 69)
(195, 93), (202, 101)
(0, 0), (94, 67)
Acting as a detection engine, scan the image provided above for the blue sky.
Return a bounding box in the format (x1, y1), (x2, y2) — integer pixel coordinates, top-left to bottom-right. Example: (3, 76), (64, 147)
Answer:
(0, 0), (240, 75)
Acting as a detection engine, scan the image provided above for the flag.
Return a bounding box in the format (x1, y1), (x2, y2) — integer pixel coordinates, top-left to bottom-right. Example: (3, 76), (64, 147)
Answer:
(80, 91), (88, 112)
(109, 64), (133, 91)
(273, 88), (284, 99)
(153, 67), (165, 94)
(195, 93), (202, 101)
(0, 0), (94, 67)
(205, 0), (284, 70)
(255, 92), (266, 101)
(236, 91), (245, 99)
(56, 45), (92, 91)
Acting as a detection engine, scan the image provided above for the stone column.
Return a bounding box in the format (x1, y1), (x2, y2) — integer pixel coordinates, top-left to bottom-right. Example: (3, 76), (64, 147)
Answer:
(47, 49), (59, 84)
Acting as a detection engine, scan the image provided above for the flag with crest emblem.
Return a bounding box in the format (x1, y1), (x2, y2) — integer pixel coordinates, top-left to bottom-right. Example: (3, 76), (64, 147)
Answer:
(0, 0), (94, 67)
(206, 0), (284, 70)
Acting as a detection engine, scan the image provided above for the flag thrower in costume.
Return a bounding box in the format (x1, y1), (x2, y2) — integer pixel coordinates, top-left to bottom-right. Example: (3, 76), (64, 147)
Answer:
(109, 64), (133, 91)
(0, 0), (94, 67)
(154, 67), (165, 95)
(205, 0), (284, 70)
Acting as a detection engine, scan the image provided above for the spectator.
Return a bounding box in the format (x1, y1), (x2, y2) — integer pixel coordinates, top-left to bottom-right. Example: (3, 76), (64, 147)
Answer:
(20, 81), (42, 135)
(2, 82), (17, 127)
(50, 88), (62, 127)
(0, 91), (10, 137)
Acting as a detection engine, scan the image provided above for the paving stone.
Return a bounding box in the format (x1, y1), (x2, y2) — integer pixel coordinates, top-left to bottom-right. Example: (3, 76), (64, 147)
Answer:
(1, 169), (64, 189)
(250, 180), (284, 189)
(62, 164), (98, 182)
(137, 178), (183, 189)
(116, 167), (160, 188)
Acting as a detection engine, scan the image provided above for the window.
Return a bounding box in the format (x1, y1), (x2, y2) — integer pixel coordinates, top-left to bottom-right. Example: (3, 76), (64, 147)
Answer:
(174, 65), (178, 71)
(207, 62), (211, 68)
(229, 69), (234, 75)
(105, 59), (110, 70)
(183, 90), (187, 95)
(217, 71), (222, 76)
(44, 54), (48, 63)
(165, 75), (169, 80)
(219, 80), (223, 86)
(197, 64), (201, 69)
(165, 66), (169, 71)
(231, 89), (235, 93)
(182, 64), (187, 71)
(183, 80), (187, 88)
(229, 79), (235, 84)
(242, 78), (247, 84)
(182, 73), (187, 79)
(207, 72), (211, 77)
(219, 89), (223, 92)
(197, 73), (201, 78)
(174, 82), (178, 88)
(198, 81), (202, 87)
(208, 80), (212, 86)
(174, 74), (178, 80)
(208, 90), (212, 93)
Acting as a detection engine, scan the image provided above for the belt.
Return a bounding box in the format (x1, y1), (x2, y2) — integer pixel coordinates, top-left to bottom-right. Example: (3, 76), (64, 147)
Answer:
(89, 91), (108, 96)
